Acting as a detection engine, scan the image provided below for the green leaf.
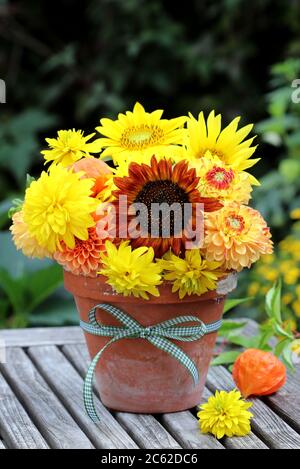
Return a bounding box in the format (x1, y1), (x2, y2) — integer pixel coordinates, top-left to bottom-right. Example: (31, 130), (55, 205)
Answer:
(274, 323), (294, 340)
(219, 320), (247, 337)
(25, 264), (63, 313)
(281, 345), (294, 372)
(223, 297), (253, 313)
(265, 280), (282, 322)
(226, 333), (259, 349)
(29, 298), (78, 327)
(0, 268), (25, 313)
(211, 351), (241, 366)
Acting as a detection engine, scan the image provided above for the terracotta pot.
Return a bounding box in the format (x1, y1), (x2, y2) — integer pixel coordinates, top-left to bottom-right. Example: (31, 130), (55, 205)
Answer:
(64, 271), (237, 414)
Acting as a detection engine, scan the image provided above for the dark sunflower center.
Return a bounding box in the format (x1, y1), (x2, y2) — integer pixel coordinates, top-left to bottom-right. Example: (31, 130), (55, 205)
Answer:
(134, 180), (190, 237)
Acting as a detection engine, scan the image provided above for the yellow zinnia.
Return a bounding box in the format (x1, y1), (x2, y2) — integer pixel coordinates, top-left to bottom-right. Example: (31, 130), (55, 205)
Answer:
(23, 165), (98, 253)
(189, 152), (253, 204)
(96, 102), (186, 164)
(41, 129), (102, 167)
(99, 241), (162, 299)
(185, 111), (259, 180)
(198, 390), (253, 439)
(158, 249), (224, 299)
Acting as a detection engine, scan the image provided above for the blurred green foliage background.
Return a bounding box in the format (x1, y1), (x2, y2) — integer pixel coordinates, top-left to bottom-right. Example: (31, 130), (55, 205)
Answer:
(1, 0), (300, 328)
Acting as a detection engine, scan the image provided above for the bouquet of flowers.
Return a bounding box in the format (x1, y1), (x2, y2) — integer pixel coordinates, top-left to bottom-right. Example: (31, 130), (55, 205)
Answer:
(10, 102), (273, 300)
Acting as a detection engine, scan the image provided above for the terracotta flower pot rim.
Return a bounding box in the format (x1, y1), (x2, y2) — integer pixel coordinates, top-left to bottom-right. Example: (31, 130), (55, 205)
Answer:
(63, 270), (237, 304)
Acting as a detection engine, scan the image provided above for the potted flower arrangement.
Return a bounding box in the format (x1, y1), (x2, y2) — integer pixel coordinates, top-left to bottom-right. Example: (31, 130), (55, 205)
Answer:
(10, 103), (273, 421)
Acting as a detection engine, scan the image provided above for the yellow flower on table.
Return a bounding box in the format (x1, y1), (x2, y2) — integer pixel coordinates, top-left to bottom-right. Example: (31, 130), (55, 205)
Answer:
(158, 249), (224, 299)
(185, 110), (259, 181)
(23, 165), (98, 253)
(99, 241), (162, 299)
(96, 102), (186, 165)
(198, 390), (253, 439)
(41, 129), (102, 167)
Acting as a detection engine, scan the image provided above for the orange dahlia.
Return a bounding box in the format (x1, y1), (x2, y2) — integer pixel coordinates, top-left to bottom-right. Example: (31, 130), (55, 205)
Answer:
(54, 227), (106, 277)
(72, 157), (112, 200)
(203, 203), (273, 271)
(113, 156), (222, 257)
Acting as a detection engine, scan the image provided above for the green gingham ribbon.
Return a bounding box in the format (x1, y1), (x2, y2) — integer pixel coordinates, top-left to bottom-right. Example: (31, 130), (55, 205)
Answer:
(80, 303), (222, 422)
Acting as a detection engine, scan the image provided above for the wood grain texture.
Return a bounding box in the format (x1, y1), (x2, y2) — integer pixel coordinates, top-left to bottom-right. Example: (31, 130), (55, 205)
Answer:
(0, 327), (84, 347)
(62, 343), (181, 449)
(1, 348), (93, 449)
(263, 367), (300, 434)
(161, 408), (224, 449)
(200, 387), (268, 449)
(207, 366), (300, 449)
(0, 440), (6, 449)
(28, 345), (137, 449)
(0, 372), (48, 449)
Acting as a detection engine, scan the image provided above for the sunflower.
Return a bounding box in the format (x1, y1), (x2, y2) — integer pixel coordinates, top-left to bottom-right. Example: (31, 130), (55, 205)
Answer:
(96, 102), (186, 165)
(185, 111), (259, 176)
(190, 152), (253, 204)
(203, 203), (273, 271)
(23, 165), (98, 253)
(41, 129), (102, 167)
(113, 156), (222, 257)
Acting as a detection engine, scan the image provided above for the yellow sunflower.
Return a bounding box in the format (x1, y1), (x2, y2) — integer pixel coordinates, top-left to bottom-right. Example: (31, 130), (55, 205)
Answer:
(185, 111), (259, 176)
(96, 102), (186, 164)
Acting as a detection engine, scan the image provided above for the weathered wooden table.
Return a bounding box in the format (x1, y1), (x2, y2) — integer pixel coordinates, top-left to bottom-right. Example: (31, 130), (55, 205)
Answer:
(0, 321), (299, 450)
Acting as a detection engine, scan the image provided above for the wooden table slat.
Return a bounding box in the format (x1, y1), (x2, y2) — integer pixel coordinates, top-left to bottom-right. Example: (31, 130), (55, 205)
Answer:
(0, 440), (5, 449)
(1, 348), (93, 449)
(0, 372), (48, 449)
(28, 345), (138, 449)
(161, 407), (224, 449)
(63, 343), (182, 449)
(207, 366), (300, 449)
(0, 326), (84, 347)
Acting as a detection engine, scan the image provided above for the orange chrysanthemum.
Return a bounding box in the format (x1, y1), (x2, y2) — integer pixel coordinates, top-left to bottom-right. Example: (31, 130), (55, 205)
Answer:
(72, 157), (112, 200)
(113, 156), (222, 257)
(10, 210), (51, 259)
(203, 203), (273, 271)
(54, 227), (106, 277)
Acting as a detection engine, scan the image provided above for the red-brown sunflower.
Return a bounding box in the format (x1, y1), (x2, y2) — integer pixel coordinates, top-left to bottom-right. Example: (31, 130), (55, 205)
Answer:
(113, 156), (222, 257)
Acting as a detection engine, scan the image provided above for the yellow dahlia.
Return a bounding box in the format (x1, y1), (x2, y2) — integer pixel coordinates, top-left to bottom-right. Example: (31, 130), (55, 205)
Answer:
(41, 129), (102, 167)
(10, 211), (51, 259)
(99, 240), (162, 299)
(23, 165), (98, 253)
(203, 203), (273, 271)
(96, 102), (186, 164)
(158, 249), (224, 299)
(190, 153), (253, 204)
(54, 227), (105, 277)
(198, 390), (253, 439)
(185, 111), (259, 177)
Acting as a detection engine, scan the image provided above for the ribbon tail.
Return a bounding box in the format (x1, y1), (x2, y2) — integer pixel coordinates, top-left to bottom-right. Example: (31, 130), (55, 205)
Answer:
(83, 336), (125, 423)
(148, 336), (199, 385)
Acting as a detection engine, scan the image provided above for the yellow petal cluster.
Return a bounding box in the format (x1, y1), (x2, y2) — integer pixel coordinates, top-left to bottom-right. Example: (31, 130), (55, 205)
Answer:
(99, 241), (162, 299)
(96, 102), (186, 165)
(10, 210), (51, 259)
(203, 203), (273, 271)
(23, 165), (98, 253)
(158, 249), (224, 299)
(198, 390), (253, 439)
(185, 110), (259, 178)
(41, 129), (102, 167)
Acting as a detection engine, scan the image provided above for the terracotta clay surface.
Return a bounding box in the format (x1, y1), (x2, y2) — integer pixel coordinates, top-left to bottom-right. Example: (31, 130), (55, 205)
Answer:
(64, 271), (234, 413)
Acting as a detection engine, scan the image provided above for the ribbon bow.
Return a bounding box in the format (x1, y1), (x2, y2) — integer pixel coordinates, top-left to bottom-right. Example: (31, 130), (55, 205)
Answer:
(80, 303), (222, 422)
